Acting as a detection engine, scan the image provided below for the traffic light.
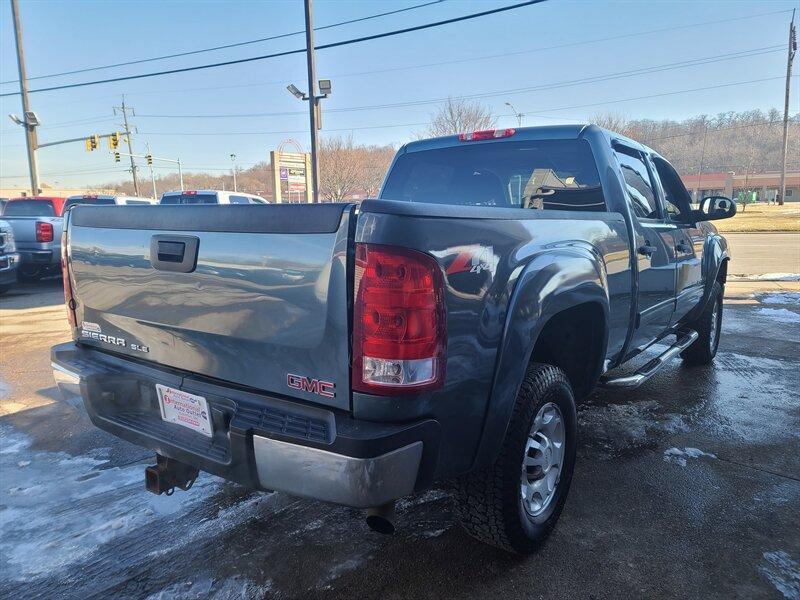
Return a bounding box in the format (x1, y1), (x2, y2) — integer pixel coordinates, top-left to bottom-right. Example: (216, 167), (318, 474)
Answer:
(146, 154), (153, 165)
(85, 134), (100, 151)
(113, 152), (121, 163)
(109, 132), (120, 150)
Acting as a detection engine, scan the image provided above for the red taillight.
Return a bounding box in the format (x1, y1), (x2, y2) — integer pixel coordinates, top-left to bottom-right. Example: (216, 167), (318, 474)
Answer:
(61, 227), (76, 328)
(184, 190), (197, 195)
(458, 128), (516, 141)
(36, 221), (54, 243)
(352, 243), (446, 395)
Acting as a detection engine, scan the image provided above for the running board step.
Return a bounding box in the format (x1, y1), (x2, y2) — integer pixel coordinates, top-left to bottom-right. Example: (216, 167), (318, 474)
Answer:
(600, 330), (699, 389)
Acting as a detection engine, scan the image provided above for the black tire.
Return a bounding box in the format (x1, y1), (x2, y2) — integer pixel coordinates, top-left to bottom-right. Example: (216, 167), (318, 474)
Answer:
(17, 265), (42, 283)
(681, 281), (723, 366)
(452, 363), (577, 554)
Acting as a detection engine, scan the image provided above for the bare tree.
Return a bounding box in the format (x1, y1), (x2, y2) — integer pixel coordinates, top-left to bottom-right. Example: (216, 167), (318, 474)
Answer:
(421, 97), (496, 138)
(318, 136), (395, 202)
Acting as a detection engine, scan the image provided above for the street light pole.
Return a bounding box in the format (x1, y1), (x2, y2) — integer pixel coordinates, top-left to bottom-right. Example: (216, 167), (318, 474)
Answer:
(10, 0), (40, 196)
(505, 101), (524, 127)
(304, 0), (320, 203)
(230, 153), (238, 192)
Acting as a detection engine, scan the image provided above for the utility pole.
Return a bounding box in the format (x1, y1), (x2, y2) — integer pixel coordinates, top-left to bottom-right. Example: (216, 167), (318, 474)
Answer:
(10, 0), (40, 195)
(304, 0), (320, 203)
(114, 97), (140, 196)
(778, 9), (797, 207)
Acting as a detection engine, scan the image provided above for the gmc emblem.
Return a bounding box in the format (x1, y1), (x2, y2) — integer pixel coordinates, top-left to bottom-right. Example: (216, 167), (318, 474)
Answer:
(287, 373), (335, 398)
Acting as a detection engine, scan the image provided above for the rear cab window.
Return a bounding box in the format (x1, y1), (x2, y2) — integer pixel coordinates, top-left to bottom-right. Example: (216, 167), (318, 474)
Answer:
(380, 139), (606, 211)
(63, 196), (116, 211)
(3, 200), (56, 217)
(161, 193), (219, 205)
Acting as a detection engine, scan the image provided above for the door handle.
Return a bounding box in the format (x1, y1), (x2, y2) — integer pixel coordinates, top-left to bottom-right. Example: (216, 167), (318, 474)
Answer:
(150, 235), (199, 273)
(638, 243), (658, 257)
(676, 241), (692, 253)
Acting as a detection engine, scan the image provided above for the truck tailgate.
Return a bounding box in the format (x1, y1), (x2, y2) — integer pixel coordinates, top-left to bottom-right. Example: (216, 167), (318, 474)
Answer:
(67, 204), (354, 410)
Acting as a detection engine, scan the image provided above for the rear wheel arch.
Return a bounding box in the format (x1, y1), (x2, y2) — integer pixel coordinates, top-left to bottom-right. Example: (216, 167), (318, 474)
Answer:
(472, 253), (610, 471)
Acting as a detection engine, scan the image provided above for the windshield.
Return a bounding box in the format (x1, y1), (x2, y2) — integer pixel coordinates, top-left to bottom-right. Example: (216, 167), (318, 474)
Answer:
(381, 139), (605, 211)
(3, 200), (56, 217)
(63, 197), (116, 211)
(161, 193), (218, 205)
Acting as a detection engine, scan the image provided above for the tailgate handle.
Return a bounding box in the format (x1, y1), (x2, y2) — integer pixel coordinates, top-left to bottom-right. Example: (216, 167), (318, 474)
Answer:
(150, 235), (199, 273)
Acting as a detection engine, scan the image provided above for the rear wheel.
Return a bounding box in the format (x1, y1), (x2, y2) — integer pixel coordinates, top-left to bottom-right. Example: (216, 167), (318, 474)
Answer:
(452, 363), (577, 554)
(681, 281), (723, 366)
(17, 265), (42, 282)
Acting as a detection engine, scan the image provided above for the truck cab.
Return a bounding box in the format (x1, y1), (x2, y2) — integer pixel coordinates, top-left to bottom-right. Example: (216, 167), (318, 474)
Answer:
(51, 125), (734, 553)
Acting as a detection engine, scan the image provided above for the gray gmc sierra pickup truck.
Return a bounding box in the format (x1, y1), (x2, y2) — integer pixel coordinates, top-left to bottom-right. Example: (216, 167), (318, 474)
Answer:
(51, 125), (735, 553)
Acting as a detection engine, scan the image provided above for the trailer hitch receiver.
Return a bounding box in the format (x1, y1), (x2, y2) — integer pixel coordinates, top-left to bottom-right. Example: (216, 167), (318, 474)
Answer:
(145, 454), (199, 495)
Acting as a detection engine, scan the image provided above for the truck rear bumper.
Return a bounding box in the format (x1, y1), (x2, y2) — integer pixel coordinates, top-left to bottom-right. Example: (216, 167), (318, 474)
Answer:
(18, 249), (56, 265)
(51, 342), (438, 508)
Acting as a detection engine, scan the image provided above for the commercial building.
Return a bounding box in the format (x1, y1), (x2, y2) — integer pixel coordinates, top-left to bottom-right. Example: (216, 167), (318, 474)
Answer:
(681, 171), (800, 203)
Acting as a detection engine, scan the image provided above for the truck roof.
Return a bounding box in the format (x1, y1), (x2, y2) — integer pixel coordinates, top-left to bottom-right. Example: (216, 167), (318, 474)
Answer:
(402, 124), (656, 157)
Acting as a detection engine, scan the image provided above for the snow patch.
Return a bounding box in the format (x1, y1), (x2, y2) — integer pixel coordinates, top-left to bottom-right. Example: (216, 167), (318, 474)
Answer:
(0, 425), (222, 581)
(730, 273), (800, 282)
(759, 551), (800, 599)
(756, 308), (800, 323)
(759, 293), (800, 306)
(663, 447), (717, 467)
(146, 576), (273, 600)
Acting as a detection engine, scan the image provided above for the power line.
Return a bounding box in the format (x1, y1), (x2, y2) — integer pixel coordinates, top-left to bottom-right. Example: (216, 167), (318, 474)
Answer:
(76, 7), (790, 103)
(133, 77), (786, 137)
(0, 1), (446, 85)
(134, 46), (785, 120)
(0, 1), (548, 98)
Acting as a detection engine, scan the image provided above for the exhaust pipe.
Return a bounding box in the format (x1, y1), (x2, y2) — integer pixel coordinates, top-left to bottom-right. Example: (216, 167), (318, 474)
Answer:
(365, 501), (396, 535)
(145, 454), (199, 495)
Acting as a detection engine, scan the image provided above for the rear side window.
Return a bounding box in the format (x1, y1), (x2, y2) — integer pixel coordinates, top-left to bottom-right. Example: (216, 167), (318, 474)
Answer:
(161, 193), (218, 205)
(613, 146), (659, 219)
(3, 200), (55, 216)
(228, 195), (250, 204)
(63, 197), (116, 211)
(380, 139), (606, 211)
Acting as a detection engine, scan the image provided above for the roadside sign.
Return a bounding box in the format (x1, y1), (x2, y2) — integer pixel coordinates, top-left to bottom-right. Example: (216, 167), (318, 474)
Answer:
(270, 150), (312, 203)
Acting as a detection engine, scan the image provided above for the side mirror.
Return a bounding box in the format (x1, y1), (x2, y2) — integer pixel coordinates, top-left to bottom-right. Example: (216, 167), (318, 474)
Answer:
(691, 195), (737, 222)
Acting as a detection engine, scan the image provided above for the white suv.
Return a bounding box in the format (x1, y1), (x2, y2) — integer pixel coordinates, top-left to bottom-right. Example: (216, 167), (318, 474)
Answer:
(159, 190), (270, 205)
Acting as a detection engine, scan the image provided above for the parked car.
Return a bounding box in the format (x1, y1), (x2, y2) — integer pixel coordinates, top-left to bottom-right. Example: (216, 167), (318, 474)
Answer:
(0, 219), (20, 294)
(160, 190), (269, 204)
(52, 125), (735, 553)
(2, 197), (64, 281)
(63, 194), (158, 211)
(4, 195), (67, 216)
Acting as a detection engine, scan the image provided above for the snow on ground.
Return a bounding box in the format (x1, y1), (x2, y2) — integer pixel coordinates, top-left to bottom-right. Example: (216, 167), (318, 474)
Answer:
(0, 424), (223, 581)
(758, 551), (800, 599)
(663, 447), (717, 467)
(730, 273), (800, 282)
(758, 292), (800, 306)
(756, 308), (800, 324)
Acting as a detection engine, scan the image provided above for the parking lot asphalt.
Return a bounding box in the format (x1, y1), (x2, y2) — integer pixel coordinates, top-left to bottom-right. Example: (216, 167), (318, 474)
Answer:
(1, 279), (799, 600)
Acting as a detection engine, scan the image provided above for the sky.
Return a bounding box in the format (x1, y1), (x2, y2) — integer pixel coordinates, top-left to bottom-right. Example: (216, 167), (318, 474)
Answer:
(0, 0), (798, 191)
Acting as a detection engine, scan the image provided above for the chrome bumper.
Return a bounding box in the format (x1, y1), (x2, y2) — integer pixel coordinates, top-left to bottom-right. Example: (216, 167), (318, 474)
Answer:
(52, 361), (424, 508)
(253, 436), (423, 508)
(51, 362), (84, 407)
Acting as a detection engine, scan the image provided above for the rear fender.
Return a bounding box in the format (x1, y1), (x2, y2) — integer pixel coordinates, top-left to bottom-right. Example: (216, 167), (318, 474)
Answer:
(472, 249), (610, 470)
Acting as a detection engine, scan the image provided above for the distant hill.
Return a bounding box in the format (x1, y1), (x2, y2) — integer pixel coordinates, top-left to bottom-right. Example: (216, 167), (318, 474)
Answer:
(594, 109), (800, 176)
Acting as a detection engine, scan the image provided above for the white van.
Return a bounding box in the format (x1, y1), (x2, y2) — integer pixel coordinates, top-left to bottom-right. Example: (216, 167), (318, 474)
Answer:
(64, 194), (158, 211)
(159, 190), (270, 205)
